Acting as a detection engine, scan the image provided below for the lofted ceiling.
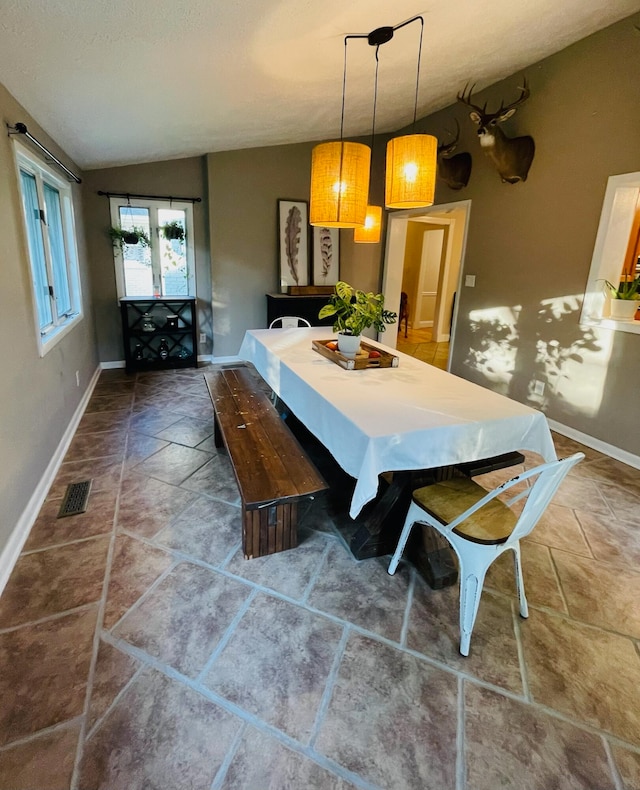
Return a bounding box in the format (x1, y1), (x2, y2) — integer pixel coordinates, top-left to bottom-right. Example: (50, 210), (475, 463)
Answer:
(1, 0), (639, 170)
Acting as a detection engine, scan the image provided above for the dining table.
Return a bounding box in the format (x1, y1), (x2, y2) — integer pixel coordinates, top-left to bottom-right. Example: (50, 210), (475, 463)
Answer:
(238, 326), (557, 559)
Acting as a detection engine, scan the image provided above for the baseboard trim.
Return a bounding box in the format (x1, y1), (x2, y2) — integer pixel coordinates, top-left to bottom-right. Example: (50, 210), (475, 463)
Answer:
(101, 356), (213, 369)
(0, 365), (102, 598)
(548, 419), (640, 470)
(211, 355), (242, 364)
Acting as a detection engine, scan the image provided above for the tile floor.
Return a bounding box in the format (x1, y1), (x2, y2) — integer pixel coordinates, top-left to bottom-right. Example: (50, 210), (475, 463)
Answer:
(1, 363), (640, 789)
(396, 325), (450, 370)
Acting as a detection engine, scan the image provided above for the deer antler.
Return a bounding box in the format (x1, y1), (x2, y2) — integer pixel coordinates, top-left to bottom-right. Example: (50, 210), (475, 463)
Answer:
(438, 119), (460, 156)
(457, 83), (486, 114)
(495, 78), (530, 116)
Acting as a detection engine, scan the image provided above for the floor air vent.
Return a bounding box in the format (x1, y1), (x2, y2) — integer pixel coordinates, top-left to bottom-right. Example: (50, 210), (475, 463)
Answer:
(57, 480), (92, 518)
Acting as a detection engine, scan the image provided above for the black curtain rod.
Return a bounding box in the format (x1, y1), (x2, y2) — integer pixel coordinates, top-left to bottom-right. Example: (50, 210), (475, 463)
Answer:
(98, 190), (201, 203)
(7, 123), (82, 184)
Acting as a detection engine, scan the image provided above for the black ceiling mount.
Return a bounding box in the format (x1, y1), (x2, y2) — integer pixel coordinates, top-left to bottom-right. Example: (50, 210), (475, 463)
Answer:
(368, 26), (394, 47)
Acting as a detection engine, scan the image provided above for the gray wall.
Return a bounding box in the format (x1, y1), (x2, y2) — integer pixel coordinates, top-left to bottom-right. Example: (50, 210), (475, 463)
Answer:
(207, 140), (387, 357)
(83, 157), (211, 362)
(414, 15), (640, 455)
(0, 82), (98, 556)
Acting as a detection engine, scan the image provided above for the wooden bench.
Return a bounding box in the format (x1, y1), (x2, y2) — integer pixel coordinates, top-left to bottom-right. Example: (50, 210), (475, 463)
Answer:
(204, 366), (327, 559)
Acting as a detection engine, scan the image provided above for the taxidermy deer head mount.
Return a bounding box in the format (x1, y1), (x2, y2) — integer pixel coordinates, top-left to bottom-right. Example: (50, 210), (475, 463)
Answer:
(457, 80), (535, 184)
(437, 120), (472, 190)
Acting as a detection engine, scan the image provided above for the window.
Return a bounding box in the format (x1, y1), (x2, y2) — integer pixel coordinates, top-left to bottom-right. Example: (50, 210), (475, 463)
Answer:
(109, 198), (196, 298)
(15, 141), (82, 353)
(581, 171), (640, 335)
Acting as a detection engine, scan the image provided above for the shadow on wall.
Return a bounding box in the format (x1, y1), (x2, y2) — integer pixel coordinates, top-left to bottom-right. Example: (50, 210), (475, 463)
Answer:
(463, 295), (609, 420)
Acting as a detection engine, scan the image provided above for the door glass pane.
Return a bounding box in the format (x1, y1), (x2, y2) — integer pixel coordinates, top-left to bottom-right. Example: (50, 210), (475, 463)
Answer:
(119, 206), (152, 295)
(20, 170), (53, 329)
(44, 183), (71, 317)
(158, 209), (188, 295)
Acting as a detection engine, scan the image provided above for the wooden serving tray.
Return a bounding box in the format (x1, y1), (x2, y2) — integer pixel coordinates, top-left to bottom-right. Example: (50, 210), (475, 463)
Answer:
(312, 339), (399, 370)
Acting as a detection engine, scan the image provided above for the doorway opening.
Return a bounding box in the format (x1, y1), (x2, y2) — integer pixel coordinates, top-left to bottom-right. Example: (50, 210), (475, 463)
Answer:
(380, 200), (472, 370)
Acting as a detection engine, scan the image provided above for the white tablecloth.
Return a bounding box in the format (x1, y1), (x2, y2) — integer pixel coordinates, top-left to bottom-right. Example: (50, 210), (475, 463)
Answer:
(238, 327), (557, 518)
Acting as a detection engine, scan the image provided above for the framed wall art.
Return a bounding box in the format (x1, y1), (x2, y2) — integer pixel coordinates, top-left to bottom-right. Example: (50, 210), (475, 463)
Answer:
(312, 226), (340, 286)
(278, 200), (309, 291)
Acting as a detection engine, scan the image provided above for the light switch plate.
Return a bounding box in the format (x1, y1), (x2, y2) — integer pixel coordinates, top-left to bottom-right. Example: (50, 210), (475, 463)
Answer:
(465, 275), (476, 287)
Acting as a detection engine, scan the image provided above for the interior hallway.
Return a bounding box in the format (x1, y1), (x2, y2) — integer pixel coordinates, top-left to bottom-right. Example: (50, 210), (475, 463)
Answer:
(0, 364), (639, 789)
(396, 326), (450, 370)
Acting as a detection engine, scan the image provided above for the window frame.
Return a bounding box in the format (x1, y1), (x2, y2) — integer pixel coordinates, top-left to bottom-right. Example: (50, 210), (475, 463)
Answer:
(13, 139), (83, 356)
(109, 197), (196, 299)
(580, 171), (640, 336)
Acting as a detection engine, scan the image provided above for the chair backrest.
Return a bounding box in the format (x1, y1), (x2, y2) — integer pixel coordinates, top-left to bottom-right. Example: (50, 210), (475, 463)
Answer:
(443, 453), (584, 544)
(503, 452), (584, 543)
(269, 316), (311, 329)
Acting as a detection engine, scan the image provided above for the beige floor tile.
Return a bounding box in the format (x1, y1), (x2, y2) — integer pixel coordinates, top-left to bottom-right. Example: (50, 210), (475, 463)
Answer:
(485, 541), (567, 613)
(224, 529), (330, 599)
(87, 640), (140, 731)
(552, 549), (640, 638)
(64, 429), (127, 462)
(576, 508), (640, 568)
(611, 745), (640, 790)
(526, 502), (592, 557)
(0, 536), (110, 629)
(24, 488), (117, 550)
(407, 580), (524, 693)
(0, 722), (80, 790)
(0, 608), (97, 745)
(521, 609), (640, 745)
(113, 562), (251, 677)
(315, 633), (458, 790)
(464, 683), (615, 790)
(205, 594), (342, 742)
(221, 726), (355, 789)
(117, 472), (198, 538)
(47, 456), (122, 500)
(79, 667), (241, 790)
(103, 535), (173, 629)
(132, 442), (212, 485)
(84, 393), (133, 413)
(155, 495), (241, 565)
(307, 543), (411, 642)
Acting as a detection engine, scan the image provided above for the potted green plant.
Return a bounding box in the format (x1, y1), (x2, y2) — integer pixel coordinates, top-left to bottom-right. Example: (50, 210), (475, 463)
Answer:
(161, 220), (185, 241)
(109, 225), (151, 250)
(601, 276), (640, 320)
(318, 280), (397, 357)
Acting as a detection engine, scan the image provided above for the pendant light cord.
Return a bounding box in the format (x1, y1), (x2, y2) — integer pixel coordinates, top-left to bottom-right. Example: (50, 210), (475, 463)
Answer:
(371, 46), (380, 148)
(339, 37), (348, 142)
(412, 16), (424, 128)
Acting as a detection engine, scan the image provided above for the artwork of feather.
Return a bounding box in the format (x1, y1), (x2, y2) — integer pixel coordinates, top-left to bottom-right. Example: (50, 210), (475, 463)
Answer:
(319, 228), (333, 282)
(285, 205), (301, 284)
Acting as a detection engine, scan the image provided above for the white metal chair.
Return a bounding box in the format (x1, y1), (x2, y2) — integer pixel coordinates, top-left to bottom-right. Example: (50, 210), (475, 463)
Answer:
(268, 316), (311, 329)
(388, 452), (584, 656)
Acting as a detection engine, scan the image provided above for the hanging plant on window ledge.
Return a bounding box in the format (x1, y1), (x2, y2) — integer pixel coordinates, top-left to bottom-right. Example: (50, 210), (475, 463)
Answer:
(161, 220), (185, 241)
(109, 225), (152, 250)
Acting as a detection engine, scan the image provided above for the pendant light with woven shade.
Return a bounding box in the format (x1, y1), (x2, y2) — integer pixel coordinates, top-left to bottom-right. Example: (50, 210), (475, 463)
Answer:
(385, 16), (437, 210)
(310, 38), (370, 228)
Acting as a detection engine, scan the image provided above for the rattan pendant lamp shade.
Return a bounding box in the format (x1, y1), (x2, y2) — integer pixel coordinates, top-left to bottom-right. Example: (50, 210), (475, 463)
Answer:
(354, 204), (383, 243)
(386, 133), (437, 208)
(385, 17), (437, 209)
(310, 37), (370, 228)
(310, 141), (370, 227)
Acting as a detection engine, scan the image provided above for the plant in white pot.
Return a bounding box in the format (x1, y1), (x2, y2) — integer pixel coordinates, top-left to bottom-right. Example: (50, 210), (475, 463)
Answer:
(318, 281), (397, 358)
(602, 276), (640, 320)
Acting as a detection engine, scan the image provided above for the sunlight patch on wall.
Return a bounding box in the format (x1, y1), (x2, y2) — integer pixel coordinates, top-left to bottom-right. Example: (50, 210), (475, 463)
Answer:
(465, 304), (521, 393)
(464, 296), (612, 418)
(535, 295), (612, 419)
